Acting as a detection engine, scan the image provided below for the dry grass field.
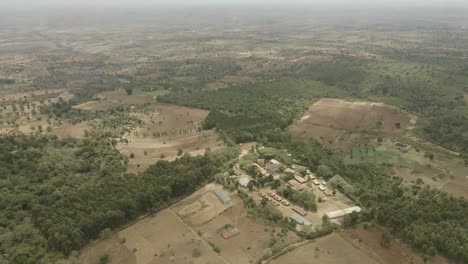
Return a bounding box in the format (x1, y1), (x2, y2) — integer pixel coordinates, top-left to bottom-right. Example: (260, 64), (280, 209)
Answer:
(378, 139), (468, 198)
(197, 197), (300, 263)
(77, 209), (224, 264)
(271, 226), (453, 264)
(117, 103), (222, 173)
(271, 233), (380, 264)
(77, 183), (301, 264)
(0, 88), (65, 101)
(74, 89), (154, 111)
(77, 184), (227, 264)
(289, 99), (412, 150)
(172, 188), (233, 226)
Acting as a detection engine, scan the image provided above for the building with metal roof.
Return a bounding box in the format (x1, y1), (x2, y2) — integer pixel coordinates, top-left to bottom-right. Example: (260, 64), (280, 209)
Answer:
(325, 206), (361, 219)
(213, 188), (231, 204)
(290, 212), (311, 226)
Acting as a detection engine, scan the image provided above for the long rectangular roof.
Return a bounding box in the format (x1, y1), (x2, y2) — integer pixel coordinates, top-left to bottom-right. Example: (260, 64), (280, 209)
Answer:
(213, 188), (231, 203)
(325, 206), (361, 219)
(290, 212), (311, 226)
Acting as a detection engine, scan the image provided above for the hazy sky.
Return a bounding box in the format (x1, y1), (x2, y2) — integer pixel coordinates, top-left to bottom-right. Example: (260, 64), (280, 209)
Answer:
(2, 0), (468, 8)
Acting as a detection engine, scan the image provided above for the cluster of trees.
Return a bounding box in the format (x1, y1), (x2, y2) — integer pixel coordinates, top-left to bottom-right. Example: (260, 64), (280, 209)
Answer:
(0, 134), (238, 263)
(159, 78), (344, 143)
(277, 188), (317, 211)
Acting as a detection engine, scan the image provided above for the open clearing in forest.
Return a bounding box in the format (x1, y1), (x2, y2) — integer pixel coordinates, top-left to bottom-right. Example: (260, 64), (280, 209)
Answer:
(378, 139), (468, 198)
(289, 98), (412, 150)
(74, 89), (154, 111)
(117, 103), (222, 173)
(271, 226), (451, 264)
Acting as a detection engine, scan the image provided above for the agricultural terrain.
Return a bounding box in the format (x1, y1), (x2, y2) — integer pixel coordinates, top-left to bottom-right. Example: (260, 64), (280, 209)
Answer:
(0, 6), (467, 264)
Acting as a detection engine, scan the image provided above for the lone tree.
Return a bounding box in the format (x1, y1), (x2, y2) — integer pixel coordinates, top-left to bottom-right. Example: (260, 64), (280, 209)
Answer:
(125, 88), (133, 96)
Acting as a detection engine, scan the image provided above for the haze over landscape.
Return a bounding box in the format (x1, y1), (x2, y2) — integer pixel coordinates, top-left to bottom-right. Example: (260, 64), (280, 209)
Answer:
(0, 1), (467, 264)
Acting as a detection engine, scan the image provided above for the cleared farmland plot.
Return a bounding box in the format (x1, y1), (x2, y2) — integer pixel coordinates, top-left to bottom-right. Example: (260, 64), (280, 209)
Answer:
(117, 103), (222, 173)
(271, 226), (453, 264)
(289, 98), (412, 150)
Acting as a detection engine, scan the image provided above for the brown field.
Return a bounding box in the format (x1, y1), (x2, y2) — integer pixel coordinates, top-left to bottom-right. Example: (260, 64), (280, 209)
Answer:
(77, 209), (224, 264)
(172, 188), (233, 226)
(289, 99), (412, 150)
(74, 89), (154, 111)
(197, 197), (300, 263)
(117, 103), (222, 173)
(52, 121), (88, 138)
(271, 226), (453, 264)
(378, 139), (468, 198)
(271, 233), (379, 264)
(77, 183), (299, 264)
(441, 177), (468, 198)
(0, 88), (65, 101)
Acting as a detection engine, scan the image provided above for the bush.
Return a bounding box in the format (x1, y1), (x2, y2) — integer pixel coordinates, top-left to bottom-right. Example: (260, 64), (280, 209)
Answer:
(99, 254), (110, 264)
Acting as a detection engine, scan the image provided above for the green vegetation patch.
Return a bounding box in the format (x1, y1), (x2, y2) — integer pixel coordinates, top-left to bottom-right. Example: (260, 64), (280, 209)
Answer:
(345, 147), (399, 165)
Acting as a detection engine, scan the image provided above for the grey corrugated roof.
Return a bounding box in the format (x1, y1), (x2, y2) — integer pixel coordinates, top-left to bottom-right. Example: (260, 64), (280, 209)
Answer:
(290, 212), (311, 226)
(213, 188), (230, 203)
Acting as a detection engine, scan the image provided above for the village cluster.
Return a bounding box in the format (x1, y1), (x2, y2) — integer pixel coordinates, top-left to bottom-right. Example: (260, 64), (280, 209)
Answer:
(211, 150), (361, 235)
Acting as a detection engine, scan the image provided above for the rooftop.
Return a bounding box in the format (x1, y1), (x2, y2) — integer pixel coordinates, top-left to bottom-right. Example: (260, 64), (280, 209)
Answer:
(213, 188), (231, 204)
(290, 212), (311, 226)
(325, 206), (361, 219)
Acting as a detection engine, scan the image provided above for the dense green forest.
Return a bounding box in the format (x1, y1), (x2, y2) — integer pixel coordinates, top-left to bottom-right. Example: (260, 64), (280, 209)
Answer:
(0, 134), (238, 263)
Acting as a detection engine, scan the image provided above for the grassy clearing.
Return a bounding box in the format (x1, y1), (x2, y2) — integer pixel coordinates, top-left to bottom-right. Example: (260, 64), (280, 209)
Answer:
(345, 147), (399, 165)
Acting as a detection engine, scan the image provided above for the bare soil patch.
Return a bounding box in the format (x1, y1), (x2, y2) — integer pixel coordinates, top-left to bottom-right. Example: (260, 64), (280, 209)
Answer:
(118, 103), (222, 173)
(290, 99), (412, 150)
(0, 88), (64, 101)
(441, 177), (468, 198)
(198, 196), (300, 263)
(74, 89), (153, 111)
(78, 208), (223, 264)
(172, 189), (232, 226)
(52, 121), (88, 138)
(271, 233), (379, 264)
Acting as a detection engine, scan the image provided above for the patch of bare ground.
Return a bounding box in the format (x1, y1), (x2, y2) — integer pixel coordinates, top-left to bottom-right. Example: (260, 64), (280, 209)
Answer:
(198, 196), (300, 263)
(118, 103), (222, 173)
(378, 139), (468, 198)
(74, 89), (153, 111)
(271, 233), (379, 264)
(441, 177), (468, 199)
(0, 88), (65, 101)
(289, 99), (411, 150)
(172, 189), (232, 227)
(272, 226), (453, 264)
(77, 208), (224, 264)
(52, 121), (88, 138)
